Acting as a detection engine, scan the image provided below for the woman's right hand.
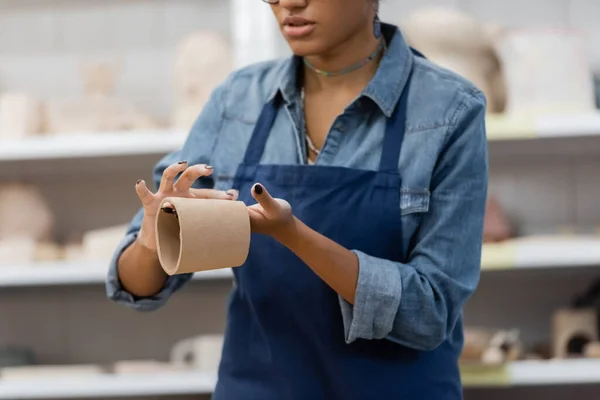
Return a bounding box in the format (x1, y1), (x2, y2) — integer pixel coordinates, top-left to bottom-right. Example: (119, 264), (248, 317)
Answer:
(134, 161), (238, 251)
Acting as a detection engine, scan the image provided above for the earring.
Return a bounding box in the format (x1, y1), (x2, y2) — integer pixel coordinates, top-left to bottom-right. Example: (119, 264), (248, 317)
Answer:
(373, 13), (381, 39)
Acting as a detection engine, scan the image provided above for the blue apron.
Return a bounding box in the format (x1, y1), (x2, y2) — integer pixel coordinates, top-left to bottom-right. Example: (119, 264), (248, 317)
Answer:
(214, 52), (463, 400)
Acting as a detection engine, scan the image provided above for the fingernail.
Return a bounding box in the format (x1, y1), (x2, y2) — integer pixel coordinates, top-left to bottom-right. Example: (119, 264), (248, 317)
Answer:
(205, 165), (214, 170)
(136, 179), (142, 185)
(254, 184), (263, 195)
(226, 190), (237, 197)
(161, 207), (177, 216)
(178, 160), (187, 164)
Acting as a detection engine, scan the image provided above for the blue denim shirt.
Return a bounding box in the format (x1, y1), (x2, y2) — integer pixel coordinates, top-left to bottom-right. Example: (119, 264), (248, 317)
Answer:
(106, 24), (488, 352)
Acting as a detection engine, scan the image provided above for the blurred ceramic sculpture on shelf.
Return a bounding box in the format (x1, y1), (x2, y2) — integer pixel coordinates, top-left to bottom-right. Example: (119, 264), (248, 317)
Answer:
(44, 60), (160, 134)
(0, 365), (103, 380)
(0, 183), (53, 241)
(483, 196), (513, 243)
(400, 6), (506, 114)
(461, 328), (522, 365)
(0, 92), (44, 140)
(552, 308), (598, 358)
(172, 31), (233, 130)
(170, 334), (224, 373)
(493, 28), (596, 116)
(0, 183), (56, 265)
(80, 224), (128, 261)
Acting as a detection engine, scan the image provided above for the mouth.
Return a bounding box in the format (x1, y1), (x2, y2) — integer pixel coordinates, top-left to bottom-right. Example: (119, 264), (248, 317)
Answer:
(282, 16), (316, 38)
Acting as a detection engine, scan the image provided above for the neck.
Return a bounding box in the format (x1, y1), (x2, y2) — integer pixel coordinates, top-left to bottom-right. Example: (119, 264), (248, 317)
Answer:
(303, 26), (383, 93)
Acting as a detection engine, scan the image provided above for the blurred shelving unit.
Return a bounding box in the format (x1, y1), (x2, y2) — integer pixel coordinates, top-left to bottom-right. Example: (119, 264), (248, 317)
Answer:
(0, 371), (217, 399)
(2, 234), (600, 289)
(0, 262), (232, 288)
(0, 131), (187, 162)
(0, 359), (599, 399)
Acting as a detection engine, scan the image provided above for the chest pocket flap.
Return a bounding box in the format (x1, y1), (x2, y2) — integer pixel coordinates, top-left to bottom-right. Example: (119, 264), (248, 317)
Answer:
(400, 189), (430, 215)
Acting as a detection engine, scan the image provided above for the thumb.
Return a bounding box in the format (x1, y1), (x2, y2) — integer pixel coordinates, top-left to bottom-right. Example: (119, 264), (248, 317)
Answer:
(252, 183), (279, 214)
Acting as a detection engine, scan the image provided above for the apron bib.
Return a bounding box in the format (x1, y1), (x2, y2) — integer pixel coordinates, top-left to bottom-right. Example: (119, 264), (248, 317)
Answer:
(214, 52), (463, 400)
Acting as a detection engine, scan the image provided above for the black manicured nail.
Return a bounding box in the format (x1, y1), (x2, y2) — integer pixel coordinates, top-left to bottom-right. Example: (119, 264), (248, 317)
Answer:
(161, 207), (177, 216)
(178, 160), (187, 164)
(136, 179), (142, 185)
(254, 184), (263, 195)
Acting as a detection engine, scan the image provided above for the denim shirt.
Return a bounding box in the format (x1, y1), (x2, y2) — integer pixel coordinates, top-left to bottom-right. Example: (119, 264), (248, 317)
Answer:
(106, 24), (488, 352)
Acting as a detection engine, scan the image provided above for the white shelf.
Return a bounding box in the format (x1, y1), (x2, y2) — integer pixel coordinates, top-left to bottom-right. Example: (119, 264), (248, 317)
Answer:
(486, 112), (600, 141)
(1, 236), (599, 287)
(0, 113), (598, 164)
(0, 130), (187, 161)
(0, 261), (232, 287)
(0, 371), (216, 399)
(510, 359), (600, 386)
(463, 359), (600, 388)
(481, 235), (600, 271)
(0, 359), (598, 398)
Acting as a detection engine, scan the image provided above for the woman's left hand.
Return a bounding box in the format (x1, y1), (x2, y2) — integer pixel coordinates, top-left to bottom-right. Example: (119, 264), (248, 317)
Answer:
(247, 183), (295, 239)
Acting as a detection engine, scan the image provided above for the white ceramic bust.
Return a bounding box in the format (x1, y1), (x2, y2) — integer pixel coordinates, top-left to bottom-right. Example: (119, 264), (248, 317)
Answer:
(0, 183), (54, 241)
(172, 31), (233, 130)
(400, 6), (506, 114)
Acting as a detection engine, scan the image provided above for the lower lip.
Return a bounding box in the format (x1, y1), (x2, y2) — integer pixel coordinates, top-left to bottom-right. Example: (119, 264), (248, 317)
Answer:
(283, 24), (316, 38)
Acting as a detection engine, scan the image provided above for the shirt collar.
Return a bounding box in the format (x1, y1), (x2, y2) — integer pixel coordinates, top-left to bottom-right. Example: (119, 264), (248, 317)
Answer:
(268, 23), (414, 117)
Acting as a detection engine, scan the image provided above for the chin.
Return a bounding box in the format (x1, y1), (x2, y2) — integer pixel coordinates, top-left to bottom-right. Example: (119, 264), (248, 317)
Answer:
(285, 40), (328, 58)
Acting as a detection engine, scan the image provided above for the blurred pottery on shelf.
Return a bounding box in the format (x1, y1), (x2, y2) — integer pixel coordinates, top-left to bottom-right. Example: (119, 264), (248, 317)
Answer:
(461, 328), (522, 365)
(44, 60), (161, 134)
(483, 196), (513, 243)
(0, 364), (104, 380)
(170, 334), (224, 373)
(0, 183), (54, 242)
(401, 6), (506, 114)
(493, 28), (596, 116)
(172, 31), (233, 130)
(113, 360), (188, 375)
(0, 92), (44, 139)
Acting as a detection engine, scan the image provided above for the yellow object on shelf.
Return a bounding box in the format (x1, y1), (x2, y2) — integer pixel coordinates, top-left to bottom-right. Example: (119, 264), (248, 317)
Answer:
(485, 114), (537, 141)
(460, 363), (511, 387)
(480, 241), (518, 270)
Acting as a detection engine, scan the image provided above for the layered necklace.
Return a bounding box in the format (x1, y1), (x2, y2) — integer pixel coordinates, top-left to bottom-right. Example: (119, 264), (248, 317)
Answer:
(300, 39), (386, 164)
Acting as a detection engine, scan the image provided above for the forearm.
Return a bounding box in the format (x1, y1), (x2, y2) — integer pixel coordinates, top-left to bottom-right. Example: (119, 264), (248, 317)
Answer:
(117, 220), (167, 298)
(276, 217), (359, 304)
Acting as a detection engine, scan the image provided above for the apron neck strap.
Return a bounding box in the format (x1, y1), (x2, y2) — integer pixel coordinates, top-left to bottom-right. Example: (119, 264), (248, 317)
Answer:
(242, 95), (281, 165)
(377, 65), (413, 172)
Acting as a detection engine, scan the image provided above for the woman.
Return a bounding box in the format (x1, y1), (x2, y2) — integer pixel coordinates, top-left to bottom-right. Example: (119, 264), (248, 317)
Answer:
(107, 0), (488, 398)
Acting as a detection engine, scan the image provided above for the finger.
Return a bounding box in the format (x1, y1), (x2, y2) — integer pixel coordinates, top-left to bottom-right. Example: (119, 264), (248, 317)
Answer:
(159, 160), (189, 192)
(135, 179), (154, 206)
(226, 189), (239, 201)
(173, 164), (214, 192)
(160, 201), (178, 217)
(189, 188), (236, 200)
(251, 183), (279, 214)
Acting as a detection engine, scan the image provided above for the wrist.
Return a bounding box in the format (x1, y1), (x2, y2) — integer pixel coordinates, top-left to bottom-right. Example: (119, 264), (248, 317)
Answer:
(273, 216), (303, 248)
(137, 215), (158, 252)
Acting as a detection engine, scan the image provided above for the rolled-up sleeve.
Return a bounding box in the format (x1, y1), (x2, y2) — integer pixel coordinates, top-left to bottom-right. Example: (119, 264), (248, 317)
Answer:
(105, 79), (228, 312)
(339, 89), (488, 350)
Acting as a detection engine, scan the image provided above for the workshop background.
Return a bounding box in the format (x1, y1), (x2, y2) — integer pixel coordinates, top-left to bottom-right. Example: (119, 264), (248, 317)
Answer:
(1, 0), (600, 399)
